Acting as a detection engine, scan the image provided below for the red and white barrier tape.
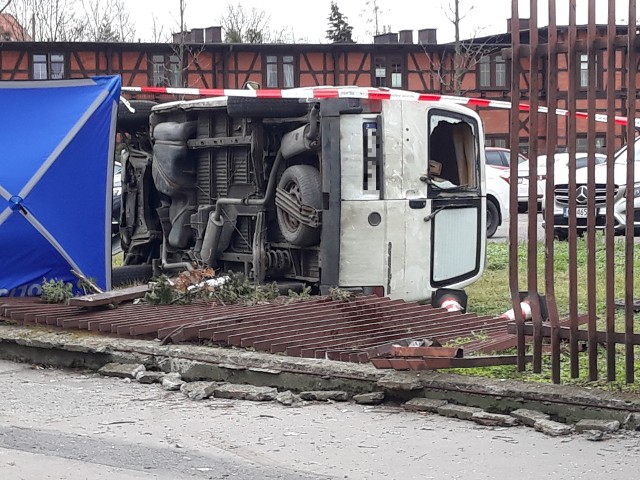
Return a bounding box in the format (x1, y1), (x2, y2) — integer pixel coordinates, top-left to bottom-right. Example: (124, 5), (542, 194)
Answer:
(121, 85), (640, 128)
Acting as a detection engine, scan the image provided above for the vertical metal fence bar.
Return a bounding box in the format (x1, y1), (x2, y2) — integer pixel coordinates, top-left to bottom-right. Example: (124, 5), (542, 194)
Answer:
(625, 0), (637, 384)
(545, 0), (562, 384)
(510, 3), (526, 372)
(605, 0), (617, 381)
(586, 0), (598, 381)
(567, 0), (580, 378)
(528, 1), (543, 374)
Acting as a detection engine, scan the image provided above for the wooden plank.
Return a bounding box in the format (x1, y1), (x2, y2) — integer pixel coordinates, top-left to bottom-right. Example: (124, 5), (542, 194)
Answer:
(388, 346), (463, 358)
(68, 285), (149, 307)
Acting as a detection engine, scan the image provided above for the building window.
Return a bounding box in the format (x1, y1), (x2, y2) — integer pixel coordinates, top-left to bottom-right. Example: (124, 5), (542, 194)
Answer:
(265, 55), (295, 88)
(485, 137), (508, 148)
(32, 54), (65, 80)
(576, 135), (606, 153)
(579, 53), (602, 89)
(151, 55), (182, 87)
(374, 56), (404, 88)
(478, 54), (507, 89)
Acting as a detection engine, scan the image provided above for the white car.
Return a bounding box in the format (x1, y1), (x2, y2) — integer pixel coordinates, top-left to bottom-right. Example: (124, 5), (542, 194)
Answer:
(484, 147), (530, 213)
(545, 142), (640, 240)
(485, 165), (510, 238)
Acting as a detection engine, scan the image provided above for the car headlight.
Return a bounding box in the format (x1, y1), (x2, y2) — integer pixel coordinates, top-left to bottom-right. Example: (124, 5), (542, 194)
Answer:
(625, 183), (640, 198)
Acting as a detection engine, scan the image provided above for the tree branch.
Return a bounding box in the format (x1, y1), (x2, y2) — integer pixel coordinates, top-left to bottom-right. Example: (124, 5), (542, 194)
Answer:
(0, 0), (13, 15)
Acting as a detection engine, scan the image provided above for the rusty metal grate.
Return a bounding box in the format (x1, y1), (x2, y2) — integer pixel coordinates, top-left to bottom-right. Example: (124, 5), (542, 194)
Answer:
(0, 296), (518, 364)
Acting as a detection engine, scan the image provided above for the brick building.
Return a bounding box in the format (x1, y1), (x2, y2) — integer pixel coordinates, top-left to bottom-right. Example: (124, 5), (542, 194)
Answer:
(0, 21), (636, 155)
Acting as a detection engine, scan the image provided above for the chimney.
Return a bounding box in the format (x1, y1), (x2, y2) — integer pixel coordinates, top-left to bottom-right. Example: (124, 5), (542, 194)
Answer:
(507, 18), (531, 33)
(374, 32), (398, 44)
(418, 28), (437, 45)
(192, 28), (204, 43)
(205, 26), (222, 43)
(399, 30), (413, 44)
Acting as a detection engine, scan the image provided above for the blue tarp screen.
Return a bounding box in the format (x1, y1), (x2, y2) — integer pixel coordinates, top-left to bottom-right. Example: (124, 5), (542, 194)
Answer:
(0, 76), (121, 296)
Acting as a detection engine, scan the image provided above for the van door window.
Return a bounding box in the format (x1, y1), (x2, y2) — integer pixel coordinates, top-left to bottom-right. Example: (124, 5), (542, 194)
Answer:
(428, 111), (479, 191)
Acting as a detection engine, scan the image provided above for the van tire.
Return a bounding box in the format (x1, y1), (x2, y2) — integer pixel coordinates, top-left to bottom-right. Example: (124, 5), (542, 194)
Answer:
(276, 165), (322, 247)
(117, 100), (157, 132)
(227, 97), (309, 118)
(111, 265), (154, 287)
(486, 199), (500, 238)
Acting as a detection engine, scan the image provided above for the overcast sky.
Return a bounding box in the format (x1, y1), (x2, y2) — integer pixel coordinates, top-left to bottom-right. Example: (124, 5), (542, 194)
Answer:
(126, 1), (637, 44)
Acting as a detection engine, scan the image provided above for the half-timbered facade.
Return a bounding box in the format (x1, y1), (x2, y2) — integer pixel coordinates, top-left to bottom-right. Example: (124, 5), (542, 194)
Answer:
(0, 23), (637, 154)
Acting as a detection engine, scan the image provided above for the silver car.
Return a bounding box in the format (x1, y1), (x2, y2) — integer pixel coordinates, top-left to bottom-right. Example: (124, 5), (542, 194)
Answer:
(545, 142), (640, 240)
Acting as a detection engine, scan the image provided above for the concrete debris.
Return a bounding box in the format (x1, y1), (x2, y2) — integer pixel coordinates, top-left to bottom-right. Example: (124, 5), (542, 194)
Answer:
(299, 390), (350, 402)
(403, 398), (448, 413)
(180, 381), (221, 400)
(135, 371), (165, 384)
(162, 372), (185, 391)
(534, 418), (573, 436)
(510, 408), (550, 427)
(98, 363), (145, 379)
(471, 411), (518, 427)
(583, 430), (607, 441)
(213, 384), (278, 402)
(624, 413), (640, 431)
(437, 404), (483, 420)
(353, 392), (385, 405)
(276, 390), (301, 406)
(377, 373), (423, 392)
(575, 419), (620, 433)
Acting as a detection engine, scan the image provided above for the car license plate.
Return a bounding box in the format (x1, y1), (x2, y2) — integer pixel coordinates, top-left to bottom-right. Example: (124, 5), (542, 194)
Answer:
(563, 207), (590, 218)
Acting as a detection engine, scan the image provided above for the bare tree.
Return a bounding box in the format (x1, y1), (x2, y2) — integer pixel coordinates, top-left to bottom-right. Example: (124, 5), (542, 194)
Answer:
(360, 0), (390, 38)
(7, 0), (135, 42)
(423, 0), (498, 96)
(150, 13), (169, 43)
(165, 0), (208, 89)
(7, 0), (81, 41)
(0, 0), (13, 15)
(175, 0), (188, 87)
(79, 0), (135, 42)
(219, 4), (294, 44)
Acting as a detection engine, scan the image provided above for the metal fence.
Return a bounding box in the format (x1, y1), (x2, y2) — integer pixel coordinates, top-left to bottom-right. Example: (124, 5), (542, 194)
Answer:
(509, 0), (639, 383)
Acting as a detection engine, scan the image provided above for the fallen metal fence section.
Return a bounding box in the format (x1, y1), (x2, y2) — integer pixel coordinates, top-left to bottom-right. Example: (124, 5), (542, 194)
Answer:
(510, 0), (639, 383)
(1, 296), (518, 368)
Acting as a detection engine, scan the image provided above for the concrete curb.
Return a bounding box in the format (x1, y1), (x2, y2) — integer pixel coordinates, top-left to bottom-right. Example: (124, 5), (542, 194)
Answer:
(1, 323), (639, 426)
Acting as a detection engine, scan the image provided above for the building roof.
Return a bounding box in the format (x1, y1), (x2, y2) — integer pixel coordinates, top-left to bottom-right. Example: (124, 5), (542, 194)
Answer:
(0, 13), (31, 41)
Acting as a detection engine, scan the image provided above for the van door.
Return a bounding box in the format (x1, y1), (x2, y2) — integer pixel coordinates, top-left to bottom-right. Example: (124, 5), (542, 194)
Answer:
(426, 109), (485, 288)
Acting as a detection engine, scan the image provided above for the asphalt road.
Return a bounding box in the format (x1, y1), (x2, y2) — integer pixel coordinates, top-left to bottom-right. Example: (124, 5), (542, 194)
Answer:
(1, 360), (640, 479)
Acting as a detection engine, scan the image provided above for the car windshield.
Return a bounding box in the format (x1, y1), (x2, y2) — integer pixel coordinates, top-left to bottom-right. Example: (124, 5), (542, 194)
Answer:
(614, 137), (640, 163)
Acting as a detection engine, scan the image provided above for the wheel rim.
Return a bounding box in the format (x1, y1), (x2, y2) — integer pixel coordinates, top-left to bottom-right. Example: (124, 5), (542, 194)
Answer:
(282, 179), (302, 232)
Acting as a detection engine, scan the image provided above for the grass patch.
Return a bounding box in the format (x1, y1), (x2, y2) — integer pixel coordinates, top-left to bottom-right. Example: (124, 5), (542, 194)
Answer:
(468, 233), (640, 319)
(463, 232), (640, 389)
(112, 252), (123, 268)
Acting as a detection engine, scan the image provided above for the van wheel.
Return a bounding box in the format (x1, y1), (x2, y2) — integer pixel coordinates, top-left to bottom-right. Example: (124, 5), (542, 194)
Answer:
(276, 165), (322, 247)
(486, 199), (500, 238)
(111, 265), (154, 287)
(117, 100), (157, 133)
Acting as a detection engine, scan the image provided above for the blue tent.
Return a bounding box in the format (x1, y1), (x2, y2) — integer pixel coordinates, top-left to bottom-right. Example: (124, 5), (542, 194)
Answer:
(0, 76), (121, 296)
